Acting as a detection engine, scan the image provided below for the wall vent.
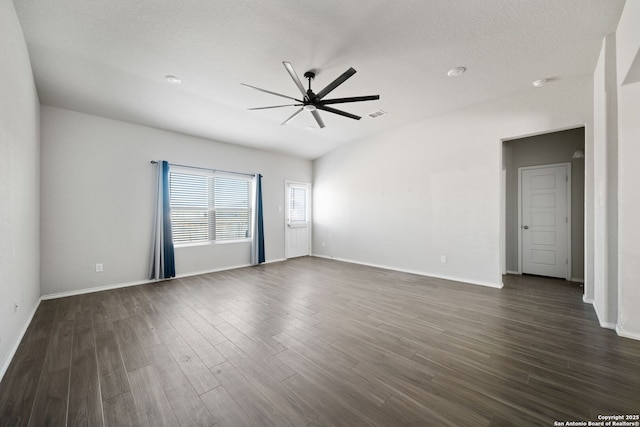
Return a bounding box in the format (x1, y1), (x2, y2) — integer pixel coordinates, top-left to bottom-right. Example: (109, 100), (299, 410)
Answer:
(368, 109), (387, 118)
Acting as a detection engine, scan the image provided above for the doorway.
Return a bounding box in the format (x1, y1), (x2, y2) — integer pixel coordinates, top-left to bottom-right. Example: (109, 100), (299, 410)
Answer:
(502, 127), (585, 282)
(285, 181), (311, 258)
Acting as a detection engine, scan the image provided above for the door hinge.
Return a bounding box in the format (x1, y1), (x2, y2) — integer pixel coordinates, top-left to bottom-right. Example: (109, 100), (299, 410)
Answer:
(566, 259), (569, 265)
(566, 217), (568, 223)
(566, 175), (568, 182)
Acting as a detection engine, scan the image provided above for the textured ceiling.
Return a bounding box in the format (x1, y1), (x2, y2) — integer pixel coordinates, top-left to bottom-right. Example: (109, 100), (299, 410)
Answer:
(14, 0), (625, 159)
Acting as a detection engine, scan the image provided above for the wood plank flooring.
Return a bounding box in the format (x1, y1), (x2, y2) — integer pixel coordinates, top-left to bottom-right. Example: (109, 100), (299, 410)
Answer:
(1, 257), (639, 426)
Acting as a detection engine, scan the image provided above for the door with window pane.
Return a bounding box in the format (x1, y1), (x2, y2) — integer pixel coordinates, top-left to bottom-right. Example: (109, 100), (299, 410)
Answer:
(285, 181), (310, 258)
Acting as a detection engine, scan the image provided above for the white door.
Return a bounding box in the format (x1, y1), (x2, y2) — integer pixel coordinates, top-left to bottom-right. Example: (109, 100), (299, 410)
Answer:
(285, 182), (310, 258)
(520, 164), (570, 279)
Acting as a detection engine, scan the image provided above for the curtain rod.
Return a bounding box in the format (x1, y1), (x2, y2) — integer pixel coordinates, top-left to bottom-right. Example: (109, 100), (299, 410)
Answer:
(150, 160), (255, 177)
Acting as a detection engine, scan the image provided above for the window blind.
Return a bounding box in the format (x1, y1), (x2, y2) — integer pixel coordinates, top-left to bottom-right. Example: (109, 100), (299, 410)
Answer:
(289, 186), (307, 222)
(169, 170), (252, 244)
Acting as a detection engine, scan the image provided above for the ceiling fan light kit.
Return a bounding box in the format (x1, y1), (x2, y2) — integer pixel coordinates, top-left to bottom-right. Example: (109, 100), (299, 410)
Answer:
(242, 61), (380, 129)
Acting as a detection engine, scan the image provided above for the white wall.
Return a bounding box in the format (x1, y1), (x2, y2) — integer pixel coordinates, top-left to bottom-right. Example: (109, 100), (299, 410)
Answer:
(589, 1), (640, 338)
(0, 0), (41, 377)
(592, 39), (607, 320)
(313, 77), (592, 288)
(40, 106), (312, 296)
(592, 35), (619, 327)
(616, 1), (640, 339)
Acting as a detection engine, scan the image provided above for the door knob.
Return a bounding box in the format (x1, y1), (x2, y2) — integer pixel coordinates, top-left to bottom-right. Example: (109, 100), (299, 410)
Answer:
(523, 225), (529, 229)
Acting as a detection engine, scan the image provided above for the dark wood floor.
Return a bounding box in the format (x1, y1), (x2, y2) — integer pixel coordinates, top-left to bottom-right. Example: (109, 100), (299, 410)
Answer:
(1, 257), (639, 426)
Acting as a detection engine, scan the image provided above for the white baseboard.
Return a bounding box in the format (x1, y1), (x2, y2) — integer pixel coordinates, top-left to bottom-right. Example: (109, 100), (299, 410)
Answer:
(504, 270), (582, 284)
(616, 325), (640, 341)
(581, 297), (639, 341)
(592, 302), (617, 330)
(582, 294), (594, 304)
(41, 279), (153, 300)
(311, 254), (502, 289)
(41, 263), (256, 301)
(176, 263), (252, 279)
(600, 321), (617, 330)
(265, 258), (286, 264)
(0, 298), (42, 383)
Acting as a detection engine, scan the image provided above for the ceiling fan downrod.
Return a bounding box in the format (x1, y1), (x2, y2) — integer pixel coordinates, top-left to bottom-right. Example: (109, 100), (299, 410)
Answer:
(304, 71), (315, 102)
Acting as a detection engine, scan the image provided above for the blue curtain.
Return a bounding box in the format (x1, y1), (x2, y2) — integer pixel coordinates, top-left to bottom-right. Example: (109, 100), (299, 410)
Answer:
(251, 174), (265, 265)
(150, 160), (176, 279)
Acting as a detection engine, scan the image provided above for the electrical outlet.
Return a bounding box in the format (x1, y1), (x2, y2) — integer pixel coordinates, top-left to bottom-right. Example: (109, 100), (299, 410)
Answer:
(96, 263), (104, 273)
(440, 255), (447, 263)
(322, 241), (326, 248)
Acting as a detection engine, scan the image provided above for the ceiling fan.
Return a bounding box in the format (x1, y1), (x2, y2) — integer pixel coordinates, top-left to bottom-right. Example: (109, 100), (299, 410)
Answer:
(242, 61), (380, 129)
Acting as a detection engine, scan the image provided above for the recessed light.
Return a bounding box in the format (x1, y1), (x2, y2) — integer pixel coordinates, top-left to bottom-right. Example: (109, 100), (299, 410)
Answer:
(447, 67), (466, 77)
(165, 75), (182, 84)
(532, 78), (547, 87)
(303, 105), (316, 111)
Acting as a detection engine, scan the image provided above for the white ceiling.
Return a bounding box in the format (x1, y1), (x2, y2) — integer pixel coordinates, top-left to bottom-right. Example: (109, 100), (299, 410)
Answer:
(14, 0), (625, 160)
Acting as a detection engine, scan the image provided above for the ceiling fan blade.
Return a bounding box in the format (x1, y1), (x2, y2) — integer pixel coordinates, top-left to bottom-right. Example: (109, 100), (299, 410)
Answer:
(311, 110), (325, 128)
(281, 107), (304, 126)
(283, 62), (308, 100)
(320, 95), (380, 105)
(316, 67), (356, 100)
(316, 105), (361, 120)
(241, 83), (303, 102)
(248, 104), (302, 110)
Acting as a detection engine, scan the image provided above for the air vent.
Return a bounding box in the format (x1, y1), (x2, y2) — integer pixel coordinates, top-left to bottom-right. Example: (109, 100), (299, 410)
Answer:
(368, 109), (386, 118)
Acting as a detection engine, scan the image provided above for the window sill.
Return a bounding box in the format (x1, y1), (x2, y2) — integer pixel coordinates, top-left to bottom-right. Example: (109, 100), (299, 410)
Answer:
(174, 239), (251, 249)
(215, 239), (251, 245)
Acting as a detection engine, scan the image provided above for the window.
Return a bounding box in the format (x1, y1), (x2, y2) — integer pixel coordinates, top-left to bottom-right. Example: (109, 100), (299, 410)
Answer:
(289, 186), (307, 223)
(169, 168), (252, 245)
